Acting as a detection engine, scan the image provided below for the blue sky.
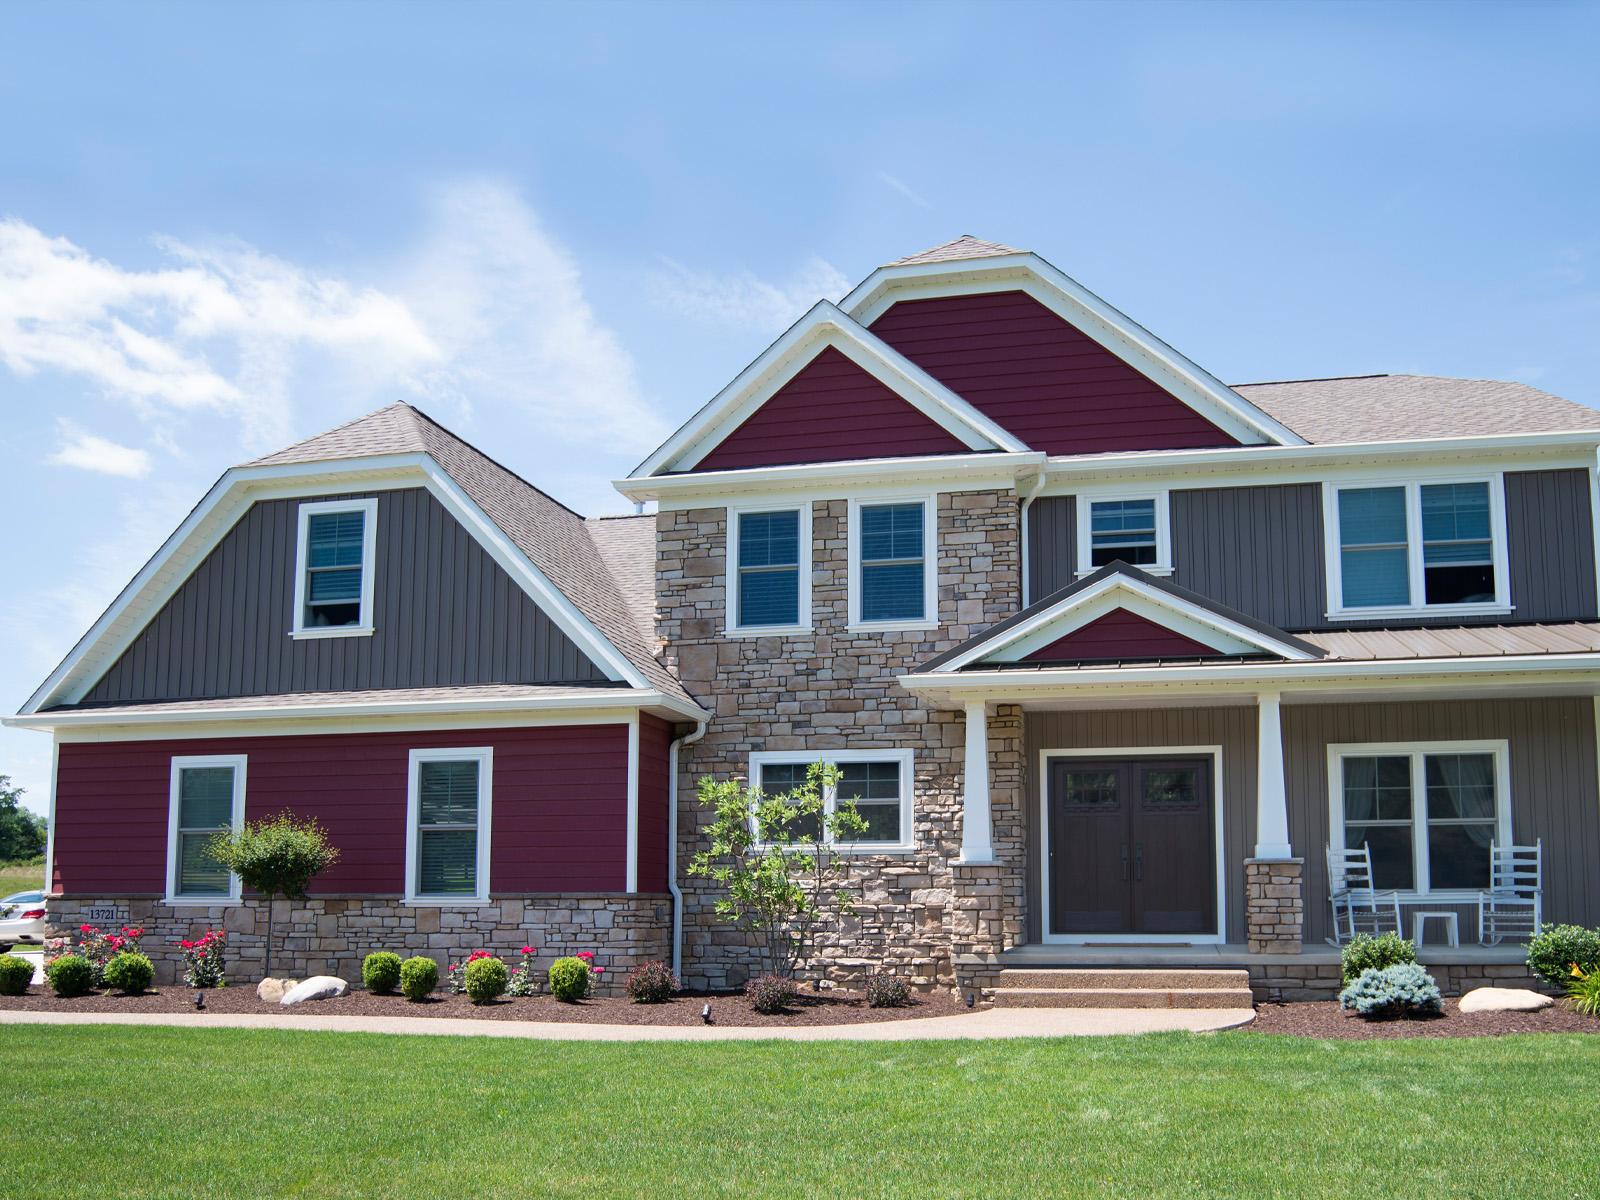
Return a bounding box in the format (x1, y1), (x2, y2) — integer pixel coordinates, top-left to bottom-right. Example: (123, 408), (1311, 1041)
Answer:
(2, 1), (1597, 813)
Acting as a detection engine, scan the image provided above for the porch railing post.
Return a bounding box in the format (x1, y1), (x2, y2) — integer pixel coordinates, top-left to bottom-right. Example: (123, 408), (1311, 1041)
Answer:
(957, 699), (997, 865)
(1254, 689), (1292, 859)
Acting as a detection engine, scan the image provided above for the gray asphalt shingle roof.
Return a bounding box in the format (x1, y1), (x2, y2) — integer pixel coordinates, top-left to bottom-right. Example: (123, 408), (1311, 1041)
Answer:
(889, 235), (1023, 266)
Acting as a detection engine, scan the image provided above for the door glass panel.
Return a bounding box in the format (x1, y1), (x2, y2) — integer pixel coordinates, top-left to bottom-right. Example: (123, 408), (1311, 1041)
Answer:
(1141, 767), (1201, 811)
(1058, 769), (1119, 808)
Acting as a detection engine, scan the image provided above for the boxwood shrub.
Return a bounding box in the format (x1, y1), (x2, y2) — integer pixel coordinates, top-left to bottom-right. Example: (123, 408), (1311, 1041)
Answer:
(399, 955), (439, 1001)
(0, 954), (33, 996)
(362, 951), (403, 995)
(102, 951), (155, 995)
(1527, 924), (1600, 988)
(1339, 932), (1417, 985)
(548, 956), (591, 1002)
(46, 954), (94, 998)
(463, 956), (509, 1004)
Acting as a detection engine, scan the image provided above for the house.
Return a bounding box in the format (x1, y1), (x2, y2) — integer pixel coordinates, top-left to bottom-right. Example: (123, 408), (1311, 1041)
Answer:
(12, 235), (1600, 998)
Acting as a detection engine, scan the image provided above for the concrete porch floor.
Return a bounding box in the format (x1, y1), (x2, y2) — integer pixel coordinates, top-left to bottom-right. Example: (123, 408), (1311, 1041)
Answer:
(980, 942), (1530, 969)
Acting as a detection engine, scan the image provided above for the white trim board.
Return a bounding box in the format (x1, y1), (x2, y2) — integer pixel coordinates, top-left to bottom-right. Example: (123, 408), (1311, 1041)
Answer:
(166, 753), (247, 906)
(405, 746), (494, 906)
(1037, 746), (1228, 945)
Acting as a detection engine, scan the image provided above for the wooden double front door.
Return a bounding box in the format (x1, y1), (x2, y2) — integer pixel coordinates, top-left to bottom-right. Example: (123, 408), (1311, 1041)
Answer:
(1048, 756), (1217, 936)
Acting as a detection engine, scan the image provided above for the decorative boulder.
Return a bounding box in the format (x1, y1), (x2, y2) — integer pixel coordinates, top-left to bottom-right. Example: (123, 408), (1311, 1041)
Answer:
(256, 977), (301, 1003)
(1458, 986), (1553, 1013)
(280, 975), (348, 1006)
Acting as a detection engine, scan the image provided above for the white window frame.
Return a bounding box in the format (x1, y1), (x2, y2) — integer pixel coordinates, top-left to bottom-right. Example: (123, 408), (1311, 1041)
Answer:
(846, 493), (939, 632)
(405, 746), (494, 905)
(1326, 739), (1512, 898)
(1322, 475), (1511, 620)
(291, 497), (379, 639)
(166, 754), (247, 905)
(724, 501), (813, 637)
(1074, 488), (1172, 577)
(747, 748), (916, 853)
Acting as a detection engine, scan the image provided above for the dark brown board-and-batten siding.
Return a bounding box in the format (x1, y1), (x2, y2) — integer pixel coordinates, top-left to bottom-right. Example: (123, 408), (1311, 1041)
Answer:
(1026, 470), (1597, 627)
(82, 488), (607, 704)
(1023, 698), (1600, 946)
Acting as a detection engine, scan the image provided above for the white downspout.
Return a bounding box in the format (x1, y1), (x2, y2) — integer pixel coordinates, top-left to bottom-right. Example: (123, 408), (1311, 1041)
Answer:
(667, 717), (708, 979)
(1018, 469), (1048, 607)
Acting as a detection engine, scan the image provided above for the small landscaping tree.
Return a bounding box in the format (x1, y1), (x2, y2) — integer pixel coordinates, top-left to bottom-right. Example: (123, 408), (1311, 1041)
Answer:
(687, 761), (868, 981)
(208, 812), (339, 978)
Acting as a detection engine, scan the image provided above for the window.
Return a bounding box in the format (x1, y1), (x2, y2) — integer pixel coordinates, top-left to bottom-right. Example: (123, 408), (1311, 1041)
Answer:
(1327, 478), (1506, 616)
(848, 497), (936, 628)
(292, 498), (378, 637)
(749, 750), (915, 850)
(1074, 491), (1171, 576)
(167, 755), (245, 902)
(1331, 742), (1510, 894)
(728, 506), (809, 633)
(406, 748), (492, 903)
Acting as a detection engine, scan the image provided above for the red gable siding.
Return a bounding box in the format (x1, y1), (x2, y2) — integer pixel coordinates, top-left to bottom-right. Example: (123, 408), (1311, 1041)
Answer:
(1021, 608), (1222, 663)
(51, 723), (635, 897)
(869, 291), (1242, 455)
(693, 345), (968, 471)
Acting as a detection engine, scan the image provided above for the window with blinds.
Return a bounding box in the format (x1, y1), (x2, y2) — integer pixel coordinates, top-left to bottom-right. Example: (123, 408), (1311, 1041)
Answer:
(858, 501), (926, 623)
(1332, 479), (1501, 614)
(408, 749), (491, 901)
(735, 509), (801, 629)
(293, 498), (376, 634)
(169, 757), (244, 900)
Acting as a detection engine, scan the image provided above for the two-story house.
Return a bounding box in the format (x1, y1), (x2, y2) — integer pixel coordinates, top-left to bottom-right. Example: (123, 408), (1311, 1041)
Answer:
(13, 235), (1600, 998)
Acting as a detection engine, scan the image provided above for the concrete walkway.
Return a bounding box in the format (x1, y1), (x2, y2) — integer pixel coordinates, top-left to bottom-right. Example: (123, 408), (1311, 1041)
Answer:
(0, 1006), (1254, 1042)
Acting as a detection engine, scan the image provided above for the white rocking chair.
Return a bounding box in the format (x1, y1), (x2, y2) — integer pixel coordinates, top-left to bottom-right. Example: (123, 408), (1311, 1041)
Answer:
(1477, 839), (1542, 945)
(1326, 843), (1403, 945)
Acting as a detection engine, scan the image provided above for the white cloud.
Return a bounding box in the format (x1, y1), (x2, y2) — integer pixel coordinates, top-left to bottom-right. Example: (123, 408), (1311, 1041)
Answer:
(877, 171), (933, 209)
(646, 254), (850, 335)
(47, 421), (151, 478)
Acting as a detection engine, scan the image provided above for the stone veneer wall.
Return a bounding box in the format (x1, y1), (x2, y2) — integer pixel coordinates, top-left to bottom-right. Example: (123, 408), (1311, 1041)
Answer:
(1249, 959), (1551, 1003)
(1244, 859), (1304, 953)
(657, 489), (1025, 993)
(45, 894), (670, 994)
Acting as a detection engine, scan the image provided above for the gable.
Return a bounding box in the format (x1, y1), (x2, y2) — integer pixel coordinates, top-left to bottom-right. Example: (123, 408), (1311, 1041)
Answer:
(692, 345), (971, 472)
(78, 487), (608, 706)
(868, 290), (1244, 455)
(1021, 608), (1222, 663)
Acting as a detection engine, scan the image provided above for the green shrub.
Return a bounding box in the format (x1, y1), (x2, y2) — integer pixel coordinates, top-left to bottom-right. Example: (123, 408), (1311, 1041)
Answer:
(102, 951), (154, 995)
(399, 956), (439, 1001)
(864, 973), (910, 1008)
(46, 954), (94, 998)
(0, 954), (33, 996)
(745, 973), (798, 1015)
(1338, 963), (1442, 1019)
(1527, 924), (1600, 988)
(548, 956), (591, 1002)
(625, 960), (677, 1004)
(463, 956), (509, 1004)
(1568, 965), (1600, 1018)
(362, 951), (403, 995)
(1340, 932), (1417, 985)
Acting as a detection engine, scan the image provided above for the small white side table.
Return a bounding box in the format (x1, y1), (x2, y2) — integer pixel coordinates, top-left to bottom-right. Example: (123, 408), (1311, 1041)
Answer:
(1412, 911), (1460, 949)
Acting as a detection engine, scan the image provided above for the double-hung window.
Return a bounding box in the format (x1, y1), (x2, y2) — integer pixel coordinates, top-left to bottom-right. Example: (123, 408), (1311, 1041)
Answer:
(407, 748), (492, 903)
(1331, 742), (1510, 894)
(850, 497), (935, 628)
(292, 498), (378, 636)
(1328, 479), (1507, 616)
(729, 506), (808, 633)
(1074, 492), (1171, 575)
(749, 750), (915, 850)
(167, 755), (246, 903)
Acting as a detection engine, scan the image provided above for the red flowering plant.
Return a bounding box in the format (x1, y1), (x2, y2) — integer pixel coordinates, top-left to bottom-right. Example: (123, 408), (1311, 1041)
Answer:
(178, 929), (227, 988)
(51, 924), (146, 986)
(507, 945), (542, 997)
(447, 949), (501, 995)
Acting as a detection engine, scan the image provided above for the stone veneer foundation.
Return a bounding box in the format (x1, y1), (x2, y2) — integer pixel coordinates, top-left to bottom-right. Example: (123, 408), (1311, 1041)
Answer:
(1244, 858), (1304, 953)
(657, 489), (1026, 993)
(45, 894), (670, 994)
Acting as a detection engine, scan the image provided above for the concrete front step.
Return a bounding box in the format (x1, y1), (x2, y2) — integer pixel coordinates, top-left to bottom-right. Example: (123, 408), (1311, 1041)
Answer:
(993, 986), (1257, 1010)
(997, 968), (1251, 991)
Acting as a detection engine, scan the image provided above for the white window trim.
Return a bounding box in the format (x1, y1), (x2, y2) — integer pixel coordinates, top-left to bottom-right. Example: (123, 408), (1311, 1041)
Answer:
(846, 493), (939, 632)
(166, 754), (247, 906)
(290, 497), (379, 639)
(747, 748), (916, 853)
(724, 501), (813, 637)
(1326, 738), (1512, 899)
(1322, 475), (1511, 620)
(1074, 487), (1173, 577)
(405, 746), (494, 905)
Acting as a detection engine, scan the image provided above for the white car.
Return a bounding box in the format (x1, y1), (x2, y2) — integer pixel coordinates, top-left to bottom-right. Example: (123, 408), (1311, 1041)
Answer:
(0, 891), (47, 952)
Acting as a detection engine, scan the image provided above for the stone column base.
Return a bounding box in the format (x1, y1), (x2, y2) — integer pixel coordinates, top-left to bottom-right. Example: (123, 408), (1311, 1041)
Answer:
(1244, 858), (1304, 953)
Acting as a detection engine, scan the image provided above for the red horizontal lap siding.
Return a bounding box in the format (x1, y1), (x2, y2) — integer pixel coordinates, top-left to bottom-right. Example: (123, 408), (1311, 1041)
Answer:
(636, 715), (675, 894)
(693, 345), (968, 471)
(1022, 609), (1221, 663)
(869, 291), (1242, 455)
(51, 724), (630, 896)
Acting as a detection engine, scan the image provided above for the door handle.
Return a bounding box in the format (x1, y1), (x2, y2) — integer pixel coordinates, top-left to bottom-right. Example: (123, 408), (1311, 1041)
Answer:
(1134, 844), (1144, 882)
(1120, 844), (1130, 881)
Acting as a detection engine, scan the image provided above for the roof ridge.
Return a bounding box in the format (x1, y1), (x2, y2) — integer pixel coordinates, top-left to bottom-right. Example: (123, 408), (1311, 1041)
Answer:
(1231, 374), (1391, 387)
(401, 403), (587, 521)
(888, 234), (1024, 267)
(241, 400), (423, 466)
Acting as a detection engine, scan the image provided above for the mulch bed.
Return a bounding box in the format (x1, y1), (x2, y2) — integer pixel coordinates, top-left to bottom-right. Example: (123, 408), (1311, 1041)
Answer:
(0, 984), (979, 1027)
(1247, 997), (1599, 1038)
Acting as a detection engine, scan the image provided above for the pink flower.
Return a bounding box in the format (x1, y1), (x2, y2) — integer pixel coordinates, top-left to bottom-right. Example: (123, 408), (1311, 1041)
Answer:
(593, 967), (605, 975)
(80, 924), (95, 934)
(576, 951), (594, 960)
(521, 946), (536, 956)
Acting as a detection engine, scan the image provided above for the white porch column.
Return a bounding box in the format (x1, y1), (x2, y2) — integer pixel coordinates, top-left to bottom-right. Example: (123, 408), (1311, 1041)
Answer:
(1254, 689), (1293, 858)
(957, 699), (997, 864)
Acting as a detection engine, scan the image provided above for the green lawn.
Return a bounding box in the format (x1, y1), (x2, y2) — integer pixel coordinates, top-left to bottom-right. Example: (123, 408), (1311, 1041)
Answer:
(4, 1026), (1596, 1198)
(0, 857), (45, 896)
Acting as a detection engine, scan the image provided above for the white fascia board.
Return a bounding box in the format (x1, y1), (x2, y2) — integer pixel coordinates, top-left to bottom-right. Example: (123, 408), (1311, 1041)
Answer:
(615, 451), (1047, 507)
(627, 301), (1024, 479)
(840, 253), (1305, 449)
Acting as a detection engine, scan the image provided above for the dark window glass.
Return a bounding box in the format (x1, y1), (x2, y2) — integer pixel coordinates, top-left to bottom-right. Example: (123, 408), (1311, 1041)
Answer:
(859, 503), (925, 622)
(1343, 754), (1414, 889)
(737, 510), (800, 627)
(1421, 482), (1495, 604)
(837, 762), (902, 843)
(1089, 499), (1157, 567)
(1424, 753), (1496, 889)
(757, 763), (821, 842)
(304, 509), (366, 627)
(416, 760), (480, 896)
(175, 766), (235, 897)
